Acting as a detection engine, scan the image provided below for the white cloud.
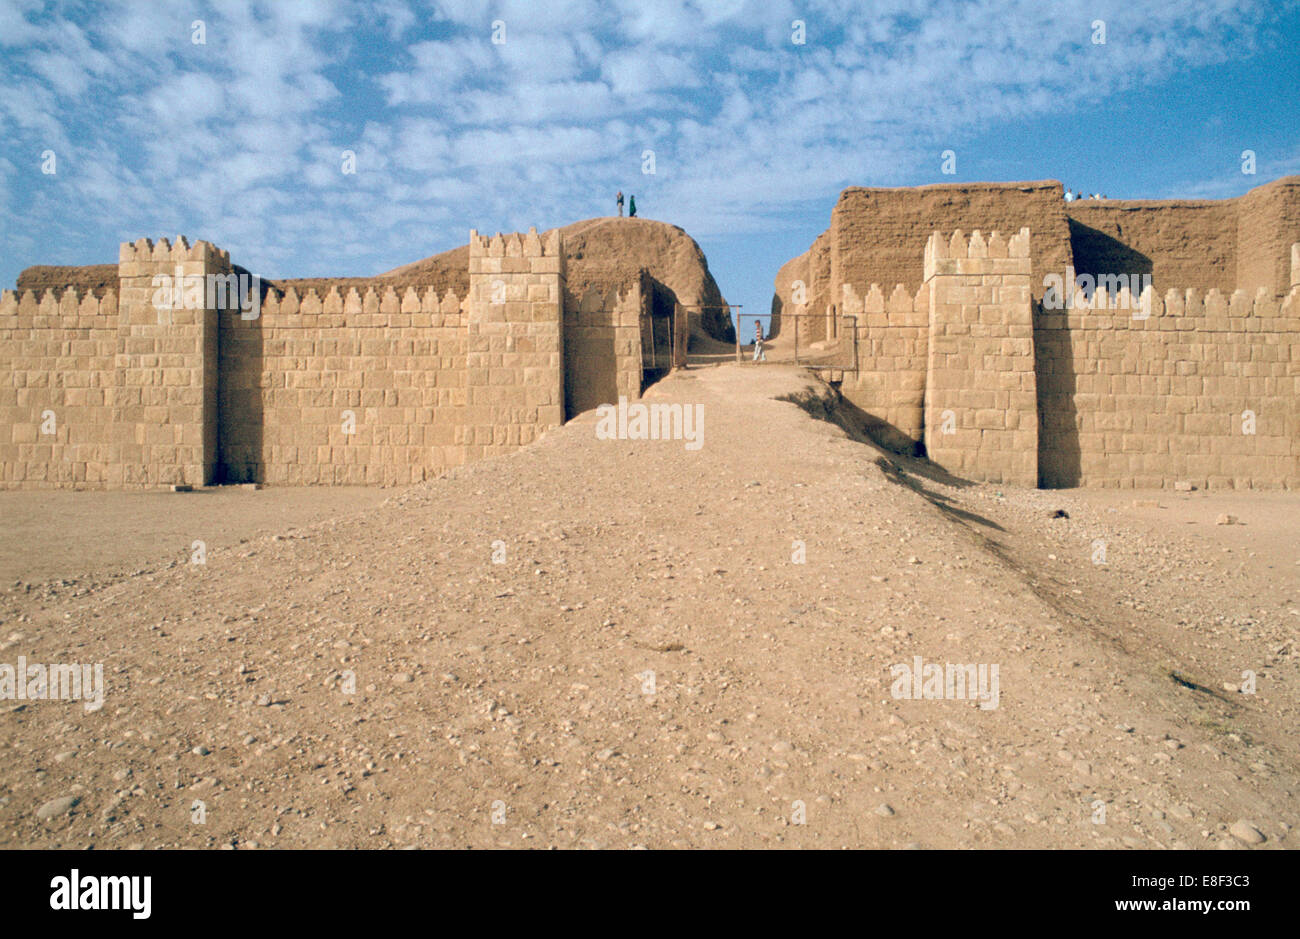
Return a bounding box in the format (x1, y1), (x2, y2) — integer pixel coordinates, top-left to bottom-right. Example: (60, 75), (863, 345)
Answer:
(0, 0), (1288, 288)
(602, 48), (699, 96)
(380, 38), (497, 103)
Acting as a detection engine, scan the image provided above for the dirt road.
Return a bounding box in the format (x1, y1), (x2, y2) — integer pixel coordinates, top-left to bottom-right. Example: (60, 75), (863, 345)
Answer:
(0, 363), (1294, 849)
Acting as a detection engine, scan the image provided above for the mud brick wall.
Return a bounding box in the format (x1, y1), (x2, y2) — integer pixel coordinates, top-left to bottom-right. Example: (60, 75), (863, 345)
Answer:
(1066, 177), (1300, 298)
(922, 229), (1038, 487)
(564, 275), (645, 418)
(219, 284), (468, 486)
(0, 287), (119, 486)
(1066, 201), (1238, 294)
(790, 178), (1300, 335)
(833, 182), (1072, 306)
(1236, 177), (1300, 297)
(801, 231), (834, 344)
(770, 230), (834, 344)
(1036, 282), (1300, 489)
(464, 228), (565, 462)
(777, 181), (1071, 351)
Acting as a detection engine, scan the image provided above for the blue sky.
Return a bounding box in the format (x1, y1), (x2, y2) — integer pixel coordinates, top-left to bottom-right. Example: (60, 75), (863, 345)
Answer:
(2, 0), (1298, 325)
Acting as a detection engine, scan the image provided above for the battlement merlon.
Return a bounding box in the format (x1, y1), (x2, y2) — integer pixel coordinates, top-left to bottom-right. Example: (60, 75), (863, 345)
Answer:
(468, 226), (564, 259)
(924, 228), (1031, 280)
(118, 236), (231, 266)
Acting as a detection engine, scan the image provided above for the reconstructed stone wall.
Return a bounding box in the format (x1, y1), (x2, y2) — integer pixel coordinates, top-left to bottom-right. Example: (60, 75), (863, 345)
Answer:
(564, 274), (646, 418)
(219, 284), (468, 486)
(835, 282), (929, 452)
(1, 236), (227, 488)
(1, 227), (652, 488)
(922, 229), (1038, 487)
(829, 229), (1300, 490)
(0, 288), (119, 485)
(783, 177), (1300, 489)
(113, 237), (225, 487)
(464, 228), (565, 461)
(1036, 283), (1300, 489)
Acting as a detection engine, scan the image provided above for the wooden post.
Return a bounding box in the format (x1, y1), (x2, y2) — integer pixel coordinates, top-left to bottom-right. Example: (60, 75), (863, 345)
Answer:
(671, 302), (678, 369)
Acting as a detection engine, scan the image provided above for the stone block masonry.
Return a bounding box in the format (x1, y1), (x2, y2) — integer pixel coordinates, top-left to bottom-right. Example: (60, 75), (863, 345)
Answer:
(828, 226), (1300, 490)
(1, 227), (653, 488)
(1, 236), (227, 488)
(782, 176), (1300, 489)
(836, 282), (929, 453)
(10, 204), (1298, 491)
(112, 237), (227, 487)
(1035, 280), (1300, 489)
(922, 228), (1038, 487)
(464, 228), (565, 462)
(218, 281), (469, 486)
(0, 287), (119, 486)
(564, 274), (646, 418)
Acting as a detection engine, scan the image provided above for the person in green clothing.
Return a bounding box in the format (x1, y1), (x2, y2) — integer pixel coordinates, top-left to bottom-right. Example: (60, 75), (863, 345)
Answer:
(629, 195), (637, 217)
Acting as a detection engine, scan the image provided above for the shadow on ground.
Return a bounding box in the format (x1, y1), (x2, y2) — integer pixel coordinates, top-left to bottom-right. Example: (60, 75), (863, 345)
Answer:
(777, 382), (1005, 532)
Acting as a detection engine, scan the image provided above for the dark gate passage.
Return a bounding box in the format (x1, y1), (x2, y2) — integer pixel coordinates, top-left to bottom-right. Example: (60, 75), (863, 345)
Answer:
(639, 280), (676, 389)
(679, 303), (744, 367)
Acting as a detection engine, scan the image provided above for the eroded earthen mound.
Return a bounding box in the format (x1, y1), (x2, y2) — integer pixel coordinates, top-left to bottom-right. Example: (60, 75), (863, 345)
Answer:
(15, 218), (735, 342)
(15, 264), (118, 298)
(773, 175), (1300, 321)
(384, 217), (734, 342)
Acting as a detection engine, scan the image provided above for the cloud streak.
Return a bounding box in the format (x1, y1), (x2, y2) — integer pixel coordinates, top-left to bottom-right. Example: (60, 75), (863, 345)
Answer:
(0, 0), (1291, 288)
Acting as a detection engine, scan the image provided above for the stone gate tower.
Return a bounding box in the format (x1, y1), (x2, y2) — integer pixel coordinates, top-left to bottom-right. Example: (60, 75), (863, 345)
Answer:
(464, 227), (565, 461)
(922, 228), (1038, 487)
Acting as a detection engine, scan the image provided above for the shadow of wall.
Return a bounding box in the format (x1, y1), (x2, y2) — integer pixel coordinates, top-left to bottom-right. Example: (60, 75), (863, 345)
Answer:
(1067, 219), (1153, 285)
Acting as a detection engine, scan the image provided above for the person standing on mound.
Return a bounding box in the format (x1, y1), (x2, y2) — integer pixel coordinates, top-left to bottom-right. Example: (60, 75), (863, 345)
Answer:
(629, 195), (637, 218)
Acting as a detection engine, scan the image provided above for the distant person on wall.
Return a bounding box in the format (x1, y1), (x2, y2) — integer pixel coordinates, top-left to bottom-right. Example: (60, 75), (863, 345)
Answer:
(753, 321), (766, 363)
(1064, 188), (1075, 202)
(629, 195), (637, 217)
(616, 191), (624, 217)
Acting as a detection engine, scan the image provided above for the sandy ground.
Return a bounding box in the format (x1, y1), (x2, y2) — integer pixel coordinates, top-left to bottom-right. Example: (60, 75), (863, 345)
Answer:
(1068, 489), (1300, 582)
(0, 363), (1295, 849)
(0, 488), (392, 585)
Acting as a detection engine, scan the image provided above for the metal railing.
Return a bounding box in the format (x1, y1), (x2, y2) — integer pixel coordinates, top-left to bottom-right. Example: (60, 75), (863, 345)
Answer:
(736, 312), (859, 371)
